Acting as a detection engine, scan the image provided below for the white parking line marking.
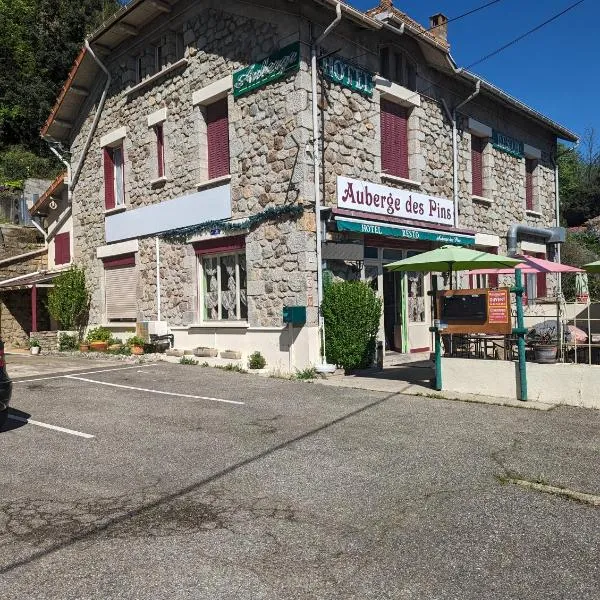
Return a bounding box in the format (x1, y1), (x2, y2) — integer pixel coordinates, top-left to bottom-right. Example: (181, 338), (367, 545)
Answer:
(64, 376), (245, 405)
(8, 415), (95, 439)
(12, 364), (154, 384)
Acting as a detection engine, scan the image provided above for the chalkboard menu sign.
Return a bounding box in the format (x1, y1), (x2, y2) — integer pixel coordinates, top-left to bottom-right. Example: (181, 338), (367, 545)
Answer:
(436, 288), (512, 335)
(442, 294), (487, 322)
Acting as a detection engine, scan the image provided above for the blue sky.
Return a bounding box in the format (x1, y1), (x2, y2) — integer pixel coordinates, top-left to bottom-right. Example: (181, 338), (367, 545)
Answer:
(349, 0), (593, 143)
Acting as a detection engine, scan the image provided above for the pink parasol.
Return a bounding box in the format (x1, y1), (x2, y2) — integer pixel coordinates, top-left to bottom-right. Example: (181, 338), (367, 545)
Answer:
(468, 254), (583, 275)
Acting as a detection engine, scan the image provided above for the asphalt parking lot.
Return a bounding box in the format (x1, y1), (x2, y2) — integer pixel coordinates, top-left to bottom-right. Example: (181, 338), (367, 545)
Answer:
(1, 360), (599, 599)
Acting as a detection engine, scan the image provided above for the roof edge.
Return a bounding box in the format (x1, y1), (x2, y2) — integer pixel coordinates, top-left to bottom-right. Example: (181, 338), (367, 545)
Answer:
(30, 173), (66, 216)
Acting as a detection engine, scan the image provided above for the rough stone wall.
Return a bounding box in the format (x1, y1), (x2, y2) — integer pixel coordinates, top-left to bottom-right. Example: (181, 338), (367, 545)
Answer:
(71, 1), (316, 329)
(0, 226), (45, 264)
(1, 289), (50, 348)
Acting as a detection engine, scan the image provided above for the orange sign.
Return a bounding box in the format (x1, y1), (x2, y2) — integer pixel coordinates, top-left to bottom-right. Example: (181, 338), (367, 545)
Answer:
(488, 289), (509, 323)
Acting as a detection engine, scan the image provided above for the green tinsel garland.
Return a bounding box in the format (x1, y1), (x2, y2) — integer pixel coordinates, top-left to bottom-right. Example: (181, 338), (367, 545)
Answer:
(160, 203), (305, 244)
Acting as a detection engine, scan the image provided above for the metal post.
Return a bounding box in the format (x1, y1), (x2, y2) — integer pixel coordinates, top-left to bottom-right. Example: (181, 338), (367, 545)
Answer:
(429, 275), (442, 391)
(512, 268), (528, 401)
(31, 284), (38, 333)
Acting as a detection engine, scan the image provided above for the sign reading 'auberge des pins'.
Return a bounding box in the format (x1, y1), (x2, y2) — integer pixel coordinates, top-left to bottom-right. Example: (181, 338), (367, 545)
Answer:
(337, 176), (455, 227)
(233, 42), (300, 98)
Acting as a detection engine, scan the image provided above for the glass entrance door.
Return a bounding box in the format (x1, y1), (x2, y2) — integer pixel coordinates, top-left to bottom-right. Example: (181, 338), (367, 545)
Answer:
(363, 246), (431, 353)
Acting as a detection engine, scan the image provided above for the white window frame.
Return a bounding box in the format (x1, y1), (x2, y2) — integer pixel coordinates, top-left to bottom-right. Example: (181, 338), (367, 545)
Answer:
(198, 251), (247, 322)
(112, 145), (126, 207)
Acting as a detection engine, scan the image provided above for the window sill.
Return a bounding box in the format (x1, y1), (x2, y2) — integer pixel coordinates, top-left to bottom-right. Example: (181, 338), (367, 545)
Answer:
(188, 321), (249, 329)
(150, 176), (168, 188)
(105, 205), (127, 216)
(380, 173), (421, 188)
(472, 195), (492, 205)
(196, 174), (232, 191)
(101, 323), (136, 329)
(125, 58), (188, 97)
(526, 209), (543, 218)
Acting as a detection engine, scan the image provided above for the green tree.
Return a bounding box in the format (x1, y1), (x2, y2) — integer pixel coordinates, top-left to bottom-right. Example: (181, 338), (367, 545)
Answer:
(47, 266), (90, 332)
(322, 280), (382, 372)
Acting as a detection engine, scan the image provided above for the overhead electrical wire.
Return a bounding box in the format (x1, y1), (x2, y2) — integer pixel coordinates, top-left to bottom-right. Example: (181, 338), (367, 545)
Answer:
(465, 0), (586, 70)
(428, 0), (505, 30)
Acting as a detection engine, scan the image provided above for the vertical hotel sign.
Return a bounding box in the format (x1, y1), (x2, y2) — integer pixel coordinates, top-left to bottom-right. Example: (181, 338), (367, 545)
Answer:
(233, 42), (300, 98)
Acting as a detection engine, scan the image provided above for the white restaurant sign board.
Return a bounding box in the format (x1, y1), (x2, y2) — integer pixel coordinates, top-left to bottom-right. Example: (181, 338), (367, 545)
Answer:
(337, 176), (455, 227)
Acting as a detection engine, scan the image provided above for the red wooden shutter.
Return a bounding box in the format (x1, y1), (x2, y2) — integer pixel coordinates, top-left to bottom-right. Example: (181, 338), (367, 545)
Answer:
(471, 136), (483, 196)
(380, 100), (409, 179)
(54, 232), (70, 265)
(207, 99), (230, 179)
(104, 147), (115, 210)
(535, 252), (547, 298)
(525, 159), (534, 210)
(156, 125), (165, 178)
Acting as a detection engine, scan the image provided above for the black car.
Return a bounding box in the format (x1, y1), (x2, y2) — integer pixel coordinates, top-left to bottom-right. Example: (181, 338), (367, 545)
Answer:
(0, 341), (12, 427)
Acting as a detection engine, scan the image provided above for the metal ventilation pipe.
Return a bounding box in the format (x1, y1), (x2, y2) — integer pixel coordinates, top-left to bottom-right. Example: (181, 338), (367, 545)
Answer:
(506, 224), (566, 257)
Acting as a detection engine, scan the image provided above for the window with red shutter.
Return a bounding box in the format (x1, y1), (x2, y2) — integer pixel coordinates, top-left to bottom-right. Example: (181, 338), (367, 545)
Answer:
(534, 252), (547, 298)
(54, 232), (71, 265)
(207, 99), (230, 180)
(525, 158), (535, 210)
(380, 100), (409, 179)
(104, 147), (115, 210)
(155, 124), (165, 178)
(471, 136), (484, 197)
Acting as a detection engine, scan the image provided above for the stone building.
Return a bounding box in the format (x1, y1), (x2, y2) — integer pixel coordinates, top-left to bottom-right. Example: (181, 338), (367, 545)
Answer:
(39, 0), (577, 368)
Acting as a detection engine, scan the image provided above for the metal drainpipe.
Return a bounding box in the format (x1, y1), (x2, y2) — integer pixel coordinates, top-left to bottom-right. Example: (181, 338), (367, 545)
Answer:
(48, 146), (72, 200)
(68, 40), (112, 192)
(451, 80), (480, 229)
(312, 2), (341, 368)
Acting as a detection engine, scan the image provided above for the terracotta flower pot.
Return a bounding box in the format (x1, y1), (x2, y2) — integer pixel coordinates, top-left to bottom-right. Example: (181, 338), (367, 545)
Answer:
(79, 344), (89, 352)
(131, 345), (144, 355)
(107, 344), (122, 351)
(89, 341), (108, 352)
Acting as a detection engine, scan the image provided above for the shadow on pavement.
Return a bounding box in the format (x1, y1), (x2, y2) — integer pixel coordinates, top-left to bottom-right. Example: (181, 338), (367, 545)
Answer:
(349, 360), (435, 387)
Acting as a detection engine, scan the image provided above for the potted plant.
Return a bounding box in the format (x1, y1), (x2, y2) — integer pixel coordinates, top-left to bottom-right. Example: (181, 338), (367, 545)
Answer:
(527, 324), (558, 363)
(128, 336), (146, 355)
(247, 351), (268, 374)
(86, 326), (112, 352)
(30, 338), (41, 355)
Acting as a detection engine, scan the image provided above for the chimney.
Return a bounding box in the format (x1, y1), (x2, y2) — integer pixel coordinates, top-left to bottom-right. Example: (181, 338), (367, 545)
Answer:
(429, 13), (448, 43)
(380, 0), (393, 10)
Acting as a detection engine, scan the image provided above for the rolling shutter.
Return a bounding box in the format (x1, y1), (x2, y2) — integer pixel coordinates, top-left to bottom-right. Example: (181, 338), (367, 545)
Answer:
(104, 147), (115, 210)
(104, 255), (136, 321)
(471, 136), (484, 197)
(525, 159), (534, 210)
(380, 100), (409, 179)
(207, 98), (230, 179)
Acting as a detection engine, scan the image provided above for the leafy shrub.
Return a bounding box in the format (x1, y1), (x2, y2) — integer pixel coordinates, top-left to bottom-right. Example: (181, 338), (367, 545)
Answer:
(295, 366), (319, 380)
(215, 364), (247, 373)
(29, 338), (40, 348)
(321, 280), (382, 372)
(58, 333), (78, 351)
(180, 356), (199, 365)
(47, 266), (89, 331)
(127, 335), (146, 347)
(86, 326), (113, 343)
(248, 351), (266, 370)
(108, 345), (131, 356)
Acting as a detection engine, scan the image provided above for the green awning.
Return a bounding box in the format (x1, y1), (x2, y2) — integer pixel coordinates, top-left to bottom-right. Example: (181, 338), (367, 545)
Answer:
(336, 217), (475, 246)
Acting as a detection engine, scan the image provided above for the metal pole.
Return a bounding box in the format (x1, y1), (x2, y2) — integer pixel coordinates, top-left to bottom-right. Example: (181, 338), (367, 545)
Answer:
(430, 275), (442, 391)
(31, 284), (38, 333)
(155, 236), (161, 322)
(312, 4), (341, 369)
(512, 268), (528, 401)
